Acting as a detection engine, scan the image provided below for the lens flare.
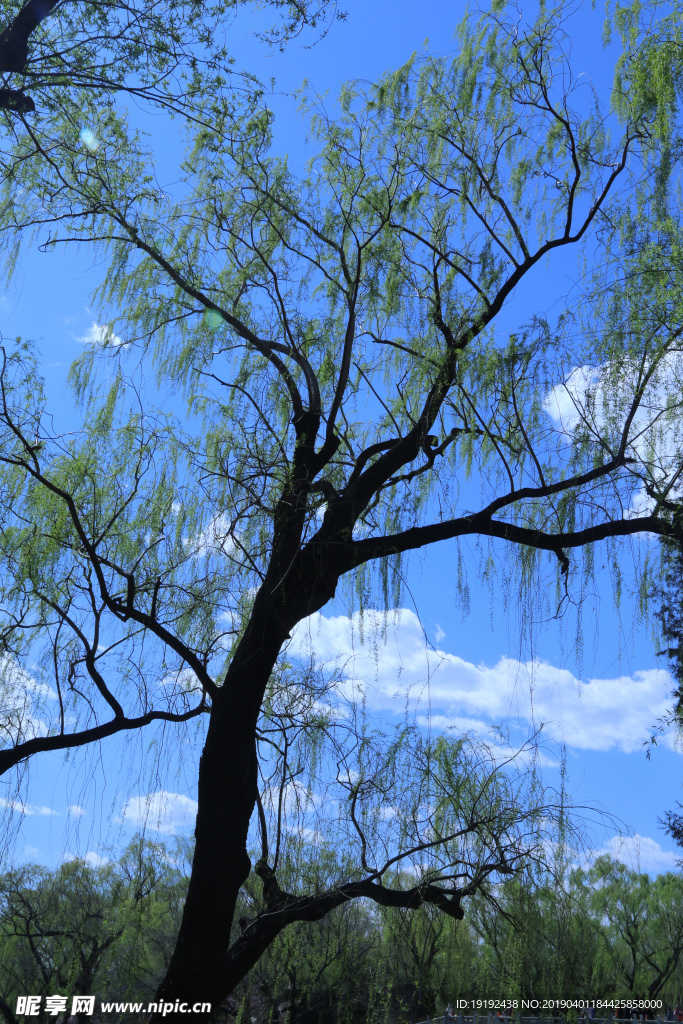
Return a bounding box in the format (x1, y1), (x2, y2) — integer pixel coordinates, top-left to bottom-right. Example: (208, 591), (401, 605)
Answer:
(79, 128), (100, 153)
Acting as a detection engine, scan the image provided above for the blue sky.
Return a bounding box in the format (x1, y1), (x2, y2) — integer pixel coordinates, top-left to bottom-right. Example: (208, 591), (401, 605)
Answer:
(1, 0), (682, 879)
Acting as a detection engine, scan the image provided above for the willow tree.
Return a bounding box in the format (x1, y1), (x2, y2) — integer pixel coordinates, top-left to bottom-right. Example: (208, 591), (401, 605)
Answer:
(0, 0), (681, 1013)
(0, 0), (342, 122)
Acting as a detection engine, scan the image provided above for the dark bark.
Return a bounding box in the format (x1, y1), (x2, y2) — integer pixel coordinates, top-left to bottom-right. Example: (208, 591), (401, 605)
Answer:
(152, 458), (343, 1009)
(0, 996), (17, 1024)
(0, 0), (59, 72)
(219, 873), (466, 1003)
(0, 88), (33, 112)
(0, 703), (207, 777)
(151, 513), (508, 1013)
(154, 589), (296, 1010)
(645, 938), (683, 1000)
(0, 0), (60, 113)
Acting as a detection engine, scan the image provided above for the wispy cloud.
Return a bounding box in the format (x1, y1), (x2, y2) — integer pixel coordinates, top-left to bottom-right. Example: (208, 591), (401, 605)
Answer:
(183, 512), (235, 558)
(119, 790), (197, 834)
(0, 797), (57, 816)
(544, 352), (683, 519)
(0, 657), (55, 749)
(590, 833), (679, 874)
(64, 850), (109, 867)
(79, 128), (100, 153)
(76, 321), (124, 347)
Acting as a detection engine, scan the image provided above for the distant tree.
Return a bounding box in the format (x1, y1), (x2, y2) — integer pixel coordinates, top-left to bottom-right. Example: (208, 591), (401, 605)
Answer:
(0, 859), (125, 1012)
(650, 531), (683, 855)
(0, 839), (189, 1020)
(2, 843), (683, 1024)
(233, 857), (377, 1024)
(99, 838), (189, 1004)
(581, 856), (683, 1002)
(465, 861), (599, 1004)
(373, 897), (450, 1022)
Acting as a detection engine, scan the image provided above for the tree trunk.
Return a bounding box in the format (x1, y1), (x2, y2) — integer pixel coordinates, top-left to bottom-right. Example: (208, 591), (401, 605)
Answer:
(154, 595), (289, 1017)
(152, 508), (342, 1018)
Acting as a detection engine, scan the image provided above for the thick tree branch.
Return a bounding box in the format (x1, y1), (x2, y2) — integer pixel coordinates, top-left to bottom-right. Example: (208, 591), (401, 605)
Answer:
(221, 876), (468, 997)
(0, 0), (59, 73)
(0, 700), (208, 777)
(346, 512), (670, 566)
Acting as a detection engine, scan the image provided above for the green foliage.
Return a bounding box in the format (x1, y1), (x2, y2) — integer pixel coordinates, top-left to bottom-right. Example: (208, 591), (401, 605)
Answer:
(2, 841), (681, 1024)
(0, 1), (680, 738)
(0, 0), (679, 620)
(0, 838), (188, 1013)
(0, 343), (222, 753)
(1, 0), (683, 1006)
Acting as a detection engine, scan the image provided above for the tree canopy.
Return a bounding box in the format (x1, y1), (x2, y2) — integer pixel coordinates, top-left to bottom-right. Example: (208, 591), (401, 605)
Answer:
(0, 0), (681, 1014)
(0, 0), (342, 113)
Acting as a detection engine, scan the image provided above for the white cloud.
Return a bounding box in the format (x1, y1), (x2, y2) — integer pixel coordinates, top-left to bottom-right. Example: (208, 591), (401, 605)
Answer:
(0, 797), (57, 816)
(544, 353), (683, 518)
(158, 666), (203, 695)
(289, 609), (673, 754)
(77, 321), (124, 347)
(543, 364), (600, 432)
(0, 656), (53, 698)
(592, 833), (679, 874)
(84, 850), (109, 866)
(63, 850), (110, 867)
(415, 712), (498, 735)
(68, 804), (86, 817)
(119, 790), (197, 834)
(0, 657), (55, 746)
(184, 512), (234, 558)
(414, 716), (561, 768)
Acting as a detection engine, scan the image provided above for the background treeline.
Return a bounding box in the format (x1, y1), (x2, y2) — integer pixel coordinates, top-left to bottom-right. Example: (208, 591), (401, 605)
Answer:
(0, 841), (682, 1024)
